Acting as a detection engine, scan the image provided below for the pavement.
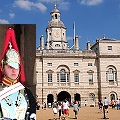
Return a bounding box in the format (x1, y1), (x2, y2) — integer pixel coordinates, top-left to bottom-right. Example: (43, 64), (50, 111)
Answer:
(36, 106), (120, 120)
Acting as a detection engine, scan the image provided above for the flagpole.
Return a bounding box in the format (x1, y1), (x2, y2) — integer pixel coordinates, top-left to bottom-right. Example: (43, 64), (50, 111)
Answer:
(73, 21), (76, 48)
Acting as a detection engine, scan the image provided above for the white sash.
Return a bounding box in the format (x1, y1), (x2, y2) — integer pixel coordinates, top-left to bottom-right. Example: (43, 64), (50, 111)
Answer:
(0, 82), (25, 100)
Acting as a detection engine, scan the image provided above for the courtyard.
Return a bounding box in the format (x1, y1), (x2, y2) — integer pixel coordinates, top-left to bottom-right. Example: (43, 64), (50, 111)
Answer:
(36, 106), (120, 120)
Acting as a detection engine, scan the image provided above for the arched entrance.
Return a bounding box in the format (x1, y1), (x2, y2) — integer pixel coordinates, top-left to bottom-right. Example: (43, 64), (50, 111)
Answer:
(109, 92), (117, 100)
(74, 93), (81, 101)
(57, 91), (71, 103)
(47, 94), (54, 107)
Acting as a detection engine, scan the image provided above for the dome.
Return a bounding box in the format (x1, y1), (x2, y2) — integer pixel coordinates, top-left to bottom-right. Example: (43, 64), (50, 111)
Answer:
(51, 8), (60, 14)
(47, 20), (66, 28)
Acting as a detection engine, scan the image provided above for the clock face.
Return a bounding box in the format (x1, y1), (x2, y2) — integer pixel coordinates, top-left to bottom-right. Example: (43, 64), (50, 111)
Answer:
(53, 30), (60, 38)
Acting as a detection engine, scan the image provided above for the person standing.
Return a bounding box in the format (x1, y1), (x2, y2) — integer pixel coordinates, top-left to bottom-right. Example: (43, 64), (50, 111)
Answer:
(58, 101), (62, 120)
(116, 98), (119, 110)
(73, 101), (79, 119)
(62, 99), (69, 120)
(52, 101), (58, 120)
(103, 97), (109, 113)
(36, 101), (40, 110)
(98, 99), (103, 113)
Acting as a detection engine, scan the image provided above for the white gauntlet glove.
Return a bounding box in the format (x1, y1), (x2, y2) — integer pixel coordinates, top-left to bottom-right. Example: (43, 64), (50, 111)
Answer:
(30, 113), (36, 120)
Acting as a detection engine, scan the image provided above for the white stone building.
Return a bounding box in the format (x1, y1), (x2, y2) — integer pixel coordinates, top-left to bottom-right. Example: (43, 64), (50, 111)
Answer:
(36, 3), (120, 106)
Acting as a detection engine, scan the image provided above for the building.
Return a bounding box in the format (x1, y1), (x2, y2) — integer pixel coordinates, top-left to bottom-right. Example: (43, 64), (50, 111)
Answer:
(36, 3), (120, 106)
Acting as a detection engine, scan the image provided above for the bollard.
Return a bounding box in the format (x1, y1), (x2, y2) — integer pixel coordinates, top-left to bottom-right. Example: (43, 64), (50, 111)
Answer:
(103, 106), (106, 119)
(103, 106), (109, 119)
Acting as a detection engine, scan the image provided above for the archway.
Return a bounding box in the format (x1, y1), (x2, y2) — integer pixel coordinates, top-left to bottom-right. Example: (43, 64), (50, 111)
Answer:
(57, 91), (71, 103)
(47, 94), (54, 107)
(109, 91), (117, 101)
(74, 93), (81, 102)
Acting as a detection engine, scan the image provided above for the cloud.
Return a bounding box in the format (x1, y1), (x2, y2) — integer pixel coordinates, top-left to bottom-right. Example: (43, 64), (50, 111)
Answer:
(39, 0), (55, 3)
(9, 12), (15, 19)
(13, 0), (47, 13)
(34, 2), (47, 13)
(79, 0), (103, 6)
(67, 36), (73, 41)
(39, 0), (70, 10)
(0, 19), (10, 24)
(58, 1), (70, 10)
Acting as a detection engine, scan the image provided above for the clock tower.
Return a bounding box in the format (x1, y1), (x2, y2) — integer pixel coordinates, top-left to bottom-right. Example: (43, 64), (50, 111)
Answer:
(46, 2), (68, 50)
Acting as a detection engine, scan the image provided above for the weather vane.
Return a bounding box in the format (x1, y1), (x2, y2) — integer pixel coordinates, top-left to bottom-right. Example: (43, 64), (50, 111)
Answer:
(54, 0), (57, 9)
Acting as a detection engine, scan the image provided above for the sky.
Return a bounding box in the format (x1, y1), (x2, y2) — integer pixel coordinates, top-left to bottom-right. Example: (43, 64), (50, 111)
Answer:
(0, 0), (120, 50)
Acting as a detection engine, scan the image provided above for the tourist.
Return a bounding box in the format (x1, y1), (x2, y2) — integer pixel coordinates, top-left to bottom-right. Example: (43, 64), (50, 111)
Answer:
(52, 101), (58, 120)
(103, 97), (109, 113)
(73, 101), (79, 119)
(58, 101), (62, 120)
(98, 99), (103, 113)
(62, 99), (69, 120)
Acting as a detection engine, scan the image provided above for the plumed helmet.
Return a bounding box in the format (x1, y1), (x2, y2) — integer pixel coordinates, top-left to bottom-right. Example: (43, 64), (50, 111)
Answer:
(0, 28), (25, 82)
(2, 42), (20, 69)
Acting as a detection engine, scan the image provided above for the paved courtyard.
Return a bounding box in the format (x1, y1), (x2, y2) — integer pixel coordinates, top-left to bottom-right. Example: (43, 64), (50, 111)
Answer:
(36, 106), (120, 120)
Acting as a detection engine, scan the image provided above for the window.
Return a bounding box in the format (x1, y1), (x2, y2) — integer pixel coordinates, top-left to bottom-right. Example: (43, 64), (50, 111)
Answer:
(60, 69), (66, 82)
(88, 74), (93, 84)
(57, 65), (70, 83)
(106, 68), (117, 84)
(55, 14), (57, 19)
(89, 93), (95, 101)
(48, 74), (52, 82)
(47, 63), (52, 66)
(55, 44), (60, 47)
(88, 63), (92, 66)
(74, 74), (79, 83)
(108, 46), (112, 50)
(108, 68), (114, 81)
(74, 63), (78, 66)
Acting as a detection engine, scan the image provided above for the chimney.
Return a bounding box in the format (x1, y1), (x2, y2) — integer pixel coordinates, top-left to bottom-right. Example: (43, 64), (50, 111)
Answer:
(87, 41), (90, 50)
(74, 36), (79, 50)
(40, 35), (44, 50)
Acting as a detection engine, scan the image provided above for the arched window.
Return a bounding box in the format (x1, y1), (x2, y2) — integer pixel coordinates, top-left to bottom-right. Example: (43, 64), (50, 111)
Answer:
(60, 69), (66, 82)
(55, 14), (57, 19)
(57, 65), (70, 83)
(106, 67), (117, 84)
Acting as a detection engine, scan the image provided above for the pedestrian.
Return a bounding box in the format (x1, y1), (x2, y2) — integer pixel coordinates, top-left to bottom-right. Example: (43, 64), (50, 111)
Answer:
(62, 99), (69, 120)
(0, 28), (36, 119)
(111, 100), (115, 109)
(36, 101), (40, 110)
(116, 98), (119, 110)
(42, 102), (46, 110)
(103, 97), (109, 113)
(98, 99), (103, 113)
(73, 101), (79, 119)
(58, 101), (62, 120)
(52, 101), (58, 120)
